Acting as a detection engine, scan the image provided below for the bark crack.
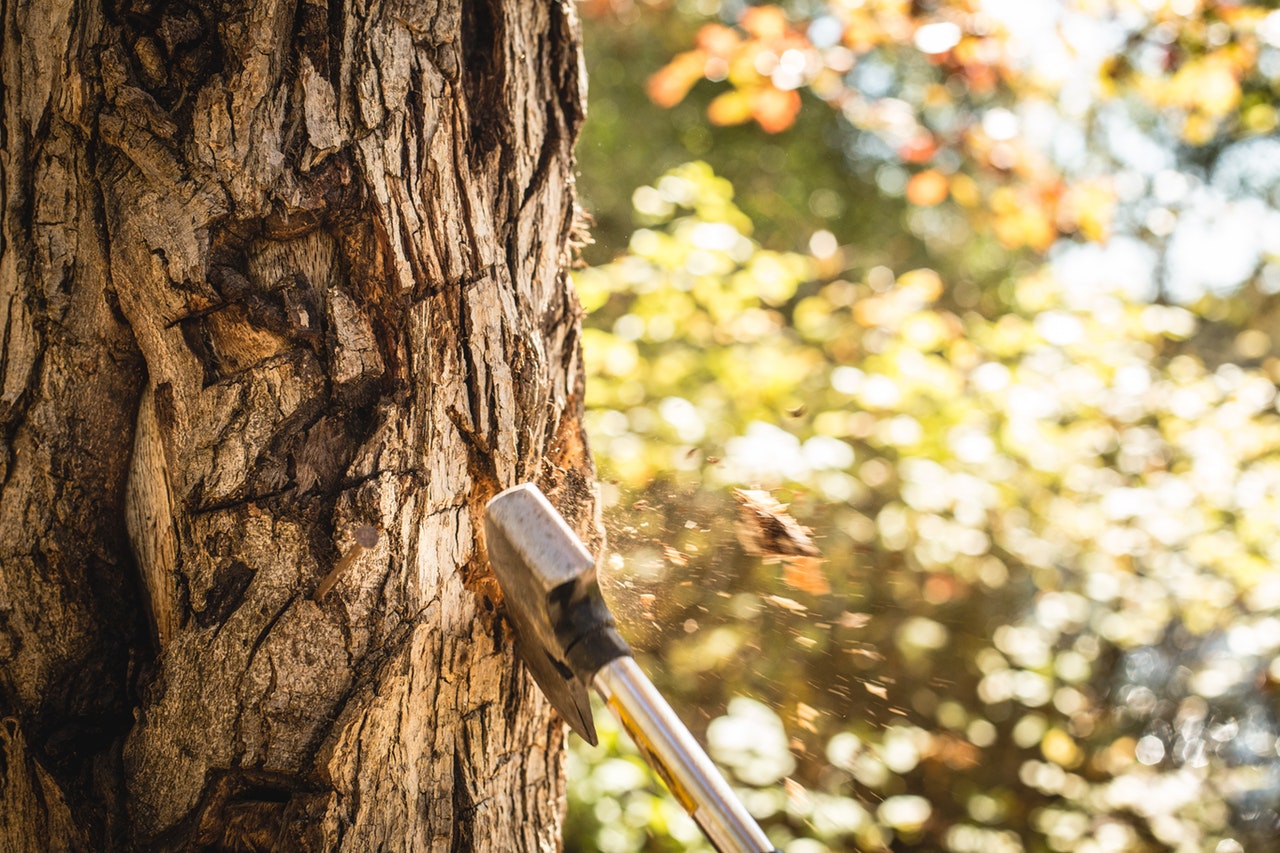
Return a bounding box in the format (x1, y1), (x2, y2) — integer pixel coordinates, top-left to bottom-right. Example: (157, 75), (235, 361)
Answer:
(243, 593), (300, 681)
(449, 740), (475, 853)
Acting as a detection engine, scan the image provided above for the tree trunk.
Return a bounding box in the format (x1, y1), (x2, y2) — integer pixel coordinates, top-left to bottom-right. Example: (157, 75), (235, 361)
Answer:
(0, 0), (593, 849)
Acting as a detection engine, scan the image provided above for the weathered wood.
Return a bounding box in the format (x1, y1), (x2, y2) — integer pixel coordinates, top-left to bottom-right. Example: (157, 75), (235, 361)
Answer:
(0, 0), (593, 848)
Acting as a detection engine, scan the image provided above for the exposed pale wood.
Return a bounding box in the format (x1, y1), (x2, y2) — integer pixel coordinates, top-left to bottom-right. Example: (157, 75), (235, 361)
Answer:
(0, 718), (89, 852)
(126, 382), (181, 647)
(0, 0), (592, 848)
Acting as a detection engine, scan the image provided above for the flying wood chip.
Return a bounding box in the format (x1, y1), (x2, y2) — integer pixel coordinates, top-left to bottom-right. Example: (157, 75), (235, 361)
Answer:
(781, 556), (830, 596)
(734, 489), (829, 594)
(733, 489), (821, 559)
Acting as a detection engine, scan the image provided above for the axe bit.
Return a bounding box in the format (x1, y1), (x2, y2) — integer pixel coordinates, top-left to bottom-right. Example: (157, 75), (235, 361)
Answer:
(485, 483), (779, 853)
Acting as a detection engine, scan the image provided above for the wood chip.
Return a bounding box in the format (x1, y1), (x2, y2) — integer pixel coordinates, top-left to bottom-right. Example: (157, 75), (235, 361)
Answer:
(734, 488), (821, 560)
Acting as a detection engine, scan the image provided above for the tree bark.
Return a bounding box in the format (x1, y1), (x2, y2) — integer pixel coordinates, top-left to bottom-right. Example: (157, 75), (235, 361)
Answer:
(0, 0), (594, 849)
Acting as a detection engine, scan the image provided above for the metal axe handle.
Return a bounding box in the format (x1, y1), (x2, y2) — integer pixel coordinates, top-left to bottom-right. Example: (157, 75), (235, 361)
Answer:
(594, 656), (779, 853)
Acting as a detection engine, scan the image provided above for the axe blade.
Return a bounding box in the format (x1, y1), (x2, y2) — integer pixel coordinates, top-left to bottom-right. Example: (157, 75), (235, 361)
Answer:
(485, 484), (599, 745)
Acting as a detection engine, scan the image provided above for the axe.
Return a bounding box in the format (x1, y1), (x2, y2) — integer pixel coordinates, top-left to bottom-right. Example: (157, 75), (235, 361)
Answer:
(485, 483), (778, 853)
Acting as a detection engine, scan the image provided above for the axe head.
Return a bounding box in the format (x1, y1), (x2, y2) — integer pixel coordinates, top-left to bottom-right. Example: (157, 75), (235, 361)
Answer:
(485, 484), (603, 745)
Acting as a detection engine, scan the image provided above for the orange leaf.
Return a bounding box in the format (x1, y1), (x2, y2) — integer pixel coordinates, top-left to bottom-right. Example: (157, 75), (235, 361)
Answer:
(707, 89), (754, 126)
(696, 23), (742, 57)
(647, 50), (706, 108)
(898, 133), (938, 164)
(740, 6), (788, 40)
(905, 170), (949, 206)
(751, 87), (801, 133)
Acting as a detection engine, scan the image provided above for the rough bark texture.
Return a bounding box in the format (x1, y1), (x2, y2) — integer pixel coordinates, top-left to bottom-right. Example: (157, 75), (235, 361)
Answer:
(0, 0), (594, 849)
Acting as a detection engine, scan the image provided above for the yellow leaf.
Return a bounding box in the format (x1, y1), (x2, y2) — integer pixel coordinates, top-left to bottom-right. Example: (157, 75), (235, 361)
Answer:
(707, 89), (754, 126)
(949, 173), (980, 208)
(896, 268), (944, 303)
(1180, 112), (1218, 146)
(1060, 179), (1115, 243)
(1172, 57), (1241, 118)
(1042, 728), (1083, 768)
(1244, 103), (1279, 135)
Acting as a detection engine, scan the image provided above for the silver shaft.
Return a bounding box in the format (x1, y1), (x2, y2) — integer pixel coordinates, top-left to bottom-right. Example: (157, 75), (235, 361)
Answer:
(593, 657), (776, 853)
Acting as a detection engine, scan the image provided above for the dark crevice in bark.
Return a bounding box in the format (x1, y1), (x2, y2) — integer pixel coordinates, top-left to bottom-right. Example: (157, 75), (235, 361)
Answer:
(460, 0), (506, 162)
(195, 560), (255, 630)
(186, 484), (303, 517)
(187, 455), (411, 524)
(321, 598), (440, 748)
(450, 741), (475, 853)
(549, 0), (585, 141)
(106, 1), (219, 133)
(405, 55), (427, 176)
(293, 0), (330, 78)
(325, 0), (343, 94)
(156, 767), (329, 852)
(0, 333), (42, 490)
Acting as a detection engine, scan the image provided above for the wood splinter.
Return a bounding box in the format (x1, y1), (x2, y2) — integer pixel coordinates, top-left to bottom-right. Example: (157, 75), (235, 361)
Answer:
(314, 525), (380, 601)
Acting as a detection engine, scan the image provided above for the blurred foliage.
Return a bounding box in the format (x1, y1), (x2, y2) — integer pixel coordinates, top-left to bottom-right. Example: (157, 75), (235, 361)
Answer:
(634, 0), (1280, 253)
(565, 1), (1280, 852)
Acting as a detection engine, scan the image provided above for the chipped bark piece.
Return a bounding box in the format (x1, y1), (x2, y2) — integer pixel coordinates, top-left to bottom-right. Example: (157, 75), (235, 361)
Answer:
(158, 5), (205, 54)
(781, 554), (832, 595)
(661, 543), (689, 567)
(133, 36), (167, 89)
(733, 487), (822, 559)
(840, 611), (872, 630)
(126, 383), (181, 648)
(0, 720), (88, 852)
(766, 594), (809, 613)
(327, 285), (384, 387)
(299, 57), (342, 167)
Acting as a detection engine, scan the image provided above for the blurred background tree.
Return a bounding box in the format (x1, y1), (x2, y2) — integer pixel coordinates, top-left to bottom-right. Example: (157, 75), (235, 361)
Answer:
(565, 2), (1280, 851)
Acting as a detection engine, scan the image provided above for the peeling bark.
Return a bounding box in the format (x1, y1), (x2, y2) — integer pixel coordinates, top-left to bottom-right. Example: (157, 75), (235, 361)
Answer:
(0, 0), (593, 849)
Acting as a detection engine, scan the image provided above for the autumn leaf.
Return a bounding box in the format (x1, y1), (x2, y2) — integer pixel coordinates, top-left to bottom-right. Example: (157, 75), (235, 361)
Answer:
(898, 133), (939, 164)
(1059, 179), (1115, 243)
(740, 5), (789, 40)
(1169, 56), (1241, 118)
(948, 172), (980, 207)
(708, 89), (755, 126)
(751, 87), (802, 133)
(647, 50), (707, 108)
(905, 169), (949, 206)
(696, 23), (742, 56)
